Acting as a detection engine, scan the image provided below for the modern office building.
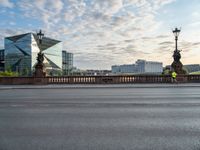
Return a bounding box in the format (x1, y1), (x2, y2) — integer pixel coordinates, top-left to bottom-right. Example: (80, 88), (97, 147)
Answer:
(112, 59), (163, 75)
(0, 49), (4, 71)
(4, 33), (62, 76)
(112, 64), (137, 74)
(136, 59), (163, 74)
(62, 50), (73, 75)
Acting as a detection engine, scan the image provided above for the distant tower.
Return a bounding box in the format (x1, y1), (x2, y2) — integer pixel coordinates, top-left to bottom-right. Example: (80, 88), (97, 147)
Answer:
(171, 28), (186, 74)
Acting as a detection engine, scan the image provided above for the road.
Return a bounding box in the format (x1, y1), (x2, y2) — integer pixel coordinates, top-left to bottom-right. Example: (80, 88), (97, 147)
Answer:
(0, 84), (200, 150)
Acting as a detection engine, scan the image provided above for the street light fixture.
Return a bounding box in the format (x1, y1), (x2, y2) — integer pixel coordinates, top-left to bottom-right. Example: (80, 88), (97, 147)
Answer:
(36, 29), (44, 65)
(34, 29), (46, 77)
(172, 27), (181, 50)
(37, 29), (44, 45)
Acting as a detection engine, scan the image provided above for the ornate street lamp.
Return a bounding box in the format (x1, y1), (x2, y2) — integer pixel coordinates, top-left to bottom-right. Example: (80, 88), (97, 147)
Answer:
(36, 29), (44, 65)
(172, 27), (181, 51)
(33, 29), (46, 77)
(37, 29), (44, 45)
(172, 27), (181, 62)
(171, 27), (186, 74)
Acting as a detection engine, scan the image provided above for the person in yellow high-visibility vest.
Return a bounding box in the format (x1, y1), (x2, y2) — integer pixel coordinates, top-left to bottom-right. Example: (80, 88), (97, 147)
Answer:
(171, 71), (177, 83)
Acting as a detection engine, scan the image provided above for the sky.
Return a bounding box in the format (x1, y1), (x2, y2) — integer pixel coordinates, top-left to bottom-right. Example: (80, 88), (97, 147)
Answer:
(0, 0), (200, 69)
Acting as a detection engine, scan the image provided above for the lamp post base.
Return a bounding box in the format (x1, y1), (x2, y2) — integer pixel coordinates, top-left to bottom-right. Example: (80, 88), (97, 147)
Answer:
(171, 61), (186, 75)
(34, 64), (46, 77)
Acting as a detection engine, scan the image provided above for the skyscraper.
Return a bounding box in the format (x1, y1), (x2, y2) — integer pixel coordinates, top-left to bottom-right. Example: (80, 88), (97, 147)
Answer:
(62, 50), (73, 75)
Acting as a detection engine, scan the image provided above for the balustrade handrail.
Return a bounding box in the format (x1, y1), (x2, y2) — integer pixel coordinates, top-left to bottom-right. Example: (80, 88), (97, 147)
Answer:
(0, 74), (199, 84)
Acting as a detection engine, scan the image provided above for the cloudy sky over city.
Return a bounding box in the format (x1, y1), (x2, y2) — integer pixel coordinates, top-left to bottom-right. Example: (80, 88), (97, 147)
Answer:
(0, 0), (200, 69)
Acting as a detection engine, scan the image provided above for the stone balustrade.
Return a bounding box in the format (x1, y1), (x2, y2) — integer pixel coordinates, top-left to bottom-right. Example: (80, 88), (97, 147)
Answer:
(0, 75), (199, 85)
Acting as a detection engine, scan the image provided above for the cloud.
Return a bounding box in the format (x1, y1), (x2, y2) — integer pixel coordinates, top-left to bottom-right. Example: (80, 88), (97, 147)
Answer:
(1, 0), (190, 69)
(159, 41), (174, 45)
(0, 0), (14, 8)
(178, 41), (200, 53)
(91, 0), (123, 16)
(17, 0), (64, 29)
(188, 21), (200, 27)
(153, 0), (176, 8)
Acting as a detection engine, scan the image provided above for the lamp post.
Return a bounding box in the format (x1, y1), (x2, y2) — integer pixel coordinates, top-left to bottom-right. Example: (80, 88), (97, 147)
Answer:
(36, 29), (44, 62)
(172, 27), (181, 51)
(172, 27), (181, 62)
(37, 29), (44, 45)
(171, 27), (186, 75)
(34, 29), (46, 77)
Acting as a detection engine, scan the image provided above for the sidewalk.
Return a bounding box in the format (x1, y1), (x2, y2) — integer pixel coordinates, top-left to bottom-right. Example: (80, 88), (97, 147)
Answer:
(0, 83), (200, 89)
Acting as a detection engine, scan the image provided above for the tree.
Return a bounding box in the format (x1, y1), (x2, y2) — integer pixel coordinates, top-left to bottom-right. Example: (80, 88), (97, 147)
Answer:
(0, 71), (18, 77)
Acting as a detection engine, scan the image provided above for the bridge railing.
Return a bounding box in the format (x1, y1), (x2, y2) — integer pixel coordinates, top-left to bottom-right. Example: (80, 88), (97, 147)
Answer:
(187, 75), (200, 83)
(0, 75), (199, 85)
(47, 75), (166, 84)
(0, 77), (34, 85)
(48, 75), (195, 84)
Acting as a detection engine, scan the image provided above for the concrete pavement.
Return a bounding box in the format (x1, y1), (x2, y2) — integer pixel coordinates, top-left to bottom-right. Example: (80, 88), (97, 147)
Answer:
(0, 83), (200, 89)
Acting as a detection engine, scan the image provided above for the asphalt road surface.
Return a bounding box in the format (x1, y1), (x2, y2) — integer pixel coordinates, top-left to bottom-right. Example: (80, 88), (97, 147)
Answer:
(0, 85), (200, 150)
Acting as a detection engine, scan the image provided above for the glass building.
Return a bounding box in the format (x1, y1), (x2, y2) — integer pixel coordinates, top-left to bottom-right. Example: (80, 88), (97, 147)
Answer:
(4, 33), (62, 76)
(0, 49), (4, 71)
(62, 50), (73, 75)
(112, 64), (137, 74)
